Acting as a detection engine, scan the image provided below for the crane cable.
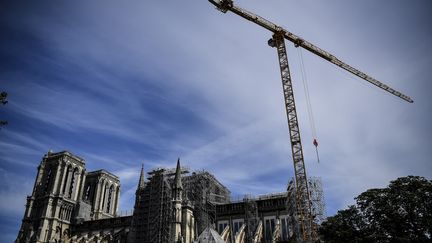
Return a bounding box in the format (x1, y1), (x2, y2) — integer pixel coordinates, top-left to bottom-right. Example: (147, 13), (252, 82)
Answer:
(297, 48), (320, 163)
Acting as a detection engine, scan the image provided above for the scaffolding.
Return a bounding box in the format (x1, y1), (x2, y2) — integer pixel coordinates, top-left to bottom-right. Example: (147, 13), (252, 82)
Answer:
(309, 178), (326, 226)
(287, 177), (326, 242)
(183, 171), (231, 235)
(243, 197), (259, 243)
(131, 169), (173, 243)
(131, 167), (230, 243)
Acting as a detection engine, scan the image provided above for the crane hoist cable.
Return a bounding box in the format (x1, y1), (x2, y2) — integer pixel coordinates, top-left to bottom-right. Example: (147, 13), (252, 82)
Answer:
(297, 48), (320, 163)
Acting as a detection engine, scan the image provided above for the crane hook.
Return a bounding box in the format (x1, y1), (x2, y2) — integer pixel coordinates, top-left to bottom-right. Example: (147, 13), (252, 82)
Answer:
(313, 138), (320, 163)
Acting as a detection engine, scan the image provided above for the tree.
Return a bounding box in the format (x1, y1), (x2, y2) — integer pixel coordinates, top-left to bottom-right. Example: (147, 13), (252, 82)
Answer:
(319, 176), (432, 243)
(319, 205), (369, 243)
(1, 91), (8, 128)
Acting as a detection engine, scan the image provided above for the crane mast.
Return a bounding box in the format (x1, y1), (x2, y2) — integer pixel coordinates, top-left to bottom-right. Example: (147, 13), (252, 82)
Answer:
(268, 33), (314, 242)
(209, 0), (413, 242)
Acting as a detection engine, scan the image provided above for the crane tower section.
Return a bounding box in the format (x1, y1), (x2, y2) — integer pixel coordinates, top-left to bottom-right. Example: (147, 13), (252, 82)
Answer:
(268, 33), (313, 241)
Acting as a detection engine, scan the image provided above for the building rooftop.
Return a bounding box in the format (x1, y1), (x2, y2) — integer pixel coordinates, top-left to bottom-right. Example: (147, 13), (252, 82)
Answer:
(45, 150), (85, 165)
(87, 169), (120, 181)
(194, 227), (225, 243)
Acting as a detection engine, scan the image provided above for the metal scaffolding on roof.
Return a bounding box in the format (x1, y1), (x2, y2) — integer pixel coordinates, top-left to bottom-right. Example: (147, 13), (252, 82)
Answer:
(131, 166), (230, 243)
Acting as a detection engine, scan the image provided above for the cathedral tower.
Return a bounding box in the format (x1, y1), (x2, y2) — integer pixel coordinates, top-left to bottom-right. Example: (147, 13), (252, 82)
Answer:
(81, 169), (120, 219)
(15, 151), (86, 243)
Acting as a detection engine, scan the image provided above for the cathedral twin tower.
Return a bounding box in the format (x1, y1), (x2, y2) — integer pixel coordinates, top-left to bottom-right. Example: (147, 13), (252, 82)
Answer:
(15, 151), (120, 242)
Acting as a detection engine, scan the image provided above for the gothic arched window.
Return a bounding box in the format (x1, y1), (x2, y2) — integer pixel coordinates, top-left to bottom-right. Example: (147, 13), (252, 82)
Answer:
(106, 185), (113, 213)
(84, 184), (91, 201)
(55, 226), (61, 240)
(44, 167), (53, 193)
(62, 165), (71, 195)
(101, 182), (107, 211)
(68, 168), (78, 198)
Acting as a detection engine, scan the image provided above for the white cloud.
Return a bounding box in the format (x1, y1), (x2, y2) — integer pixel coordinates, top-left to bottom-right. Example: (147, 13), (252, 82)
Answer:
(1, 0), (431, 223)
(0, 169), (33, 217)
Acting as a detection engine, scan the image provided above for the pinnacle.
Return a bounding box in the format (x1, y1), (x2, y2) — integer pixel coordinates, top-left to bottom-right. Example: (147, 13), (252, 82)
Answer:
(174, 158), (183, 189)
(138, 163), (145, 189)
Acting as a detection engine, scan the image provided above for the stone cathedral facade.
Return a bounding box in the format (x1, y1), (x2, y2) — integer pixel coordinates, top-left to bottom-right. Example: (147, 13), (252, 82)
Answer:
(15, 151), (230, 243)
(15, 151), (121, 243)
(15, 150), (324, 243)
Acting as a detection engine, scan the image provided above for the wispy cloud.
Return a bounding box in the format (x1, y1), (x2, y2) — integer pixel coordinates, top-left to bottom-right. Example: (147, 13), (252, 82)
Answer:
(1, 1), (431, 242)
(0, 168), (33, 216)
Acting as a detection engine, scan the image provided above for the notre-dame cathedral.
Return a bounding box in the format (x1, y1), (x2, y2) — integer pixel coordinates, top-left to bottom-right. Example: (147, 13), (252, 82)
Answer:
(15, 150), (325, 243)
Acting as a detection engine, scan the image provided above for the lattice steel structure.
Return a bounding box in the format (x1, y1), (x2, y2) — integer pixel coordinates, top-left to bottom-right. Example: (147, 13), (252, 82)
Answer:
(287, 177), (326, 242)
(269, 32), (313, 241)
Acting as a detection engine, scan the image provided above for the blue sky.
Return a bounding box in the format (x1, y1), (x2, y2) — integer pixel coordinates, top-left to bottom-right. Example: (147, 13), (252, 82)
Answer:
(1, 0), (432, 242)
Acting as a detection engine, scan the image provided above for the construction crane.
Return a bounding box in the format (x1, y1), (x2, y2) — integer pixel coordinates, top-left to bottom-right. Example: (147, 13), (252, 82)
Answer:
(208, 0), (413, 242)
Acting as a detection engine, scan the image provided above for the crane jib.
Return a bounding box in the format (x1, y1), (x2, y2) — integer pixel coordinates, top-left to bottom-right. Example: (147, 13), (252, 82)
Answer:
(209, 0), (413, 103)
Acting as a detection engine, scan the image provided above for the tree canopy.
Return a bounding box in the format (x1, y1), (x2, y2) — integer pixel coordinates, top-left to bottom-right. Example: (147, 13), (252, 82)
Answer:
(319, 176), (432, 243)
(0, 91), (7, 128)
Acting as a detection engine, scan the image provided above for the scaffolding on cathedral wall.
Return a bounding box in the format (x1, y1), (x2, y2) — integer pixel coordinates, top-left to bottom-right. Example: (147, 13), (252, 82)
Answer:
(131, 166), (231, 243)
(183, 170), (231, 235)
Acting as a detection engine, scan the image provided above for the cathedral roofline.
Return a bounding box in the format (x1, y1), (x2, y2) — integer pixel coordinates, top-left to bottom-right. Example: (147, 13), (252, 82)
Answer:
(189, 170), (231, 194)
(87, 169), (120, 181)
(44, 150), (85, 165)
